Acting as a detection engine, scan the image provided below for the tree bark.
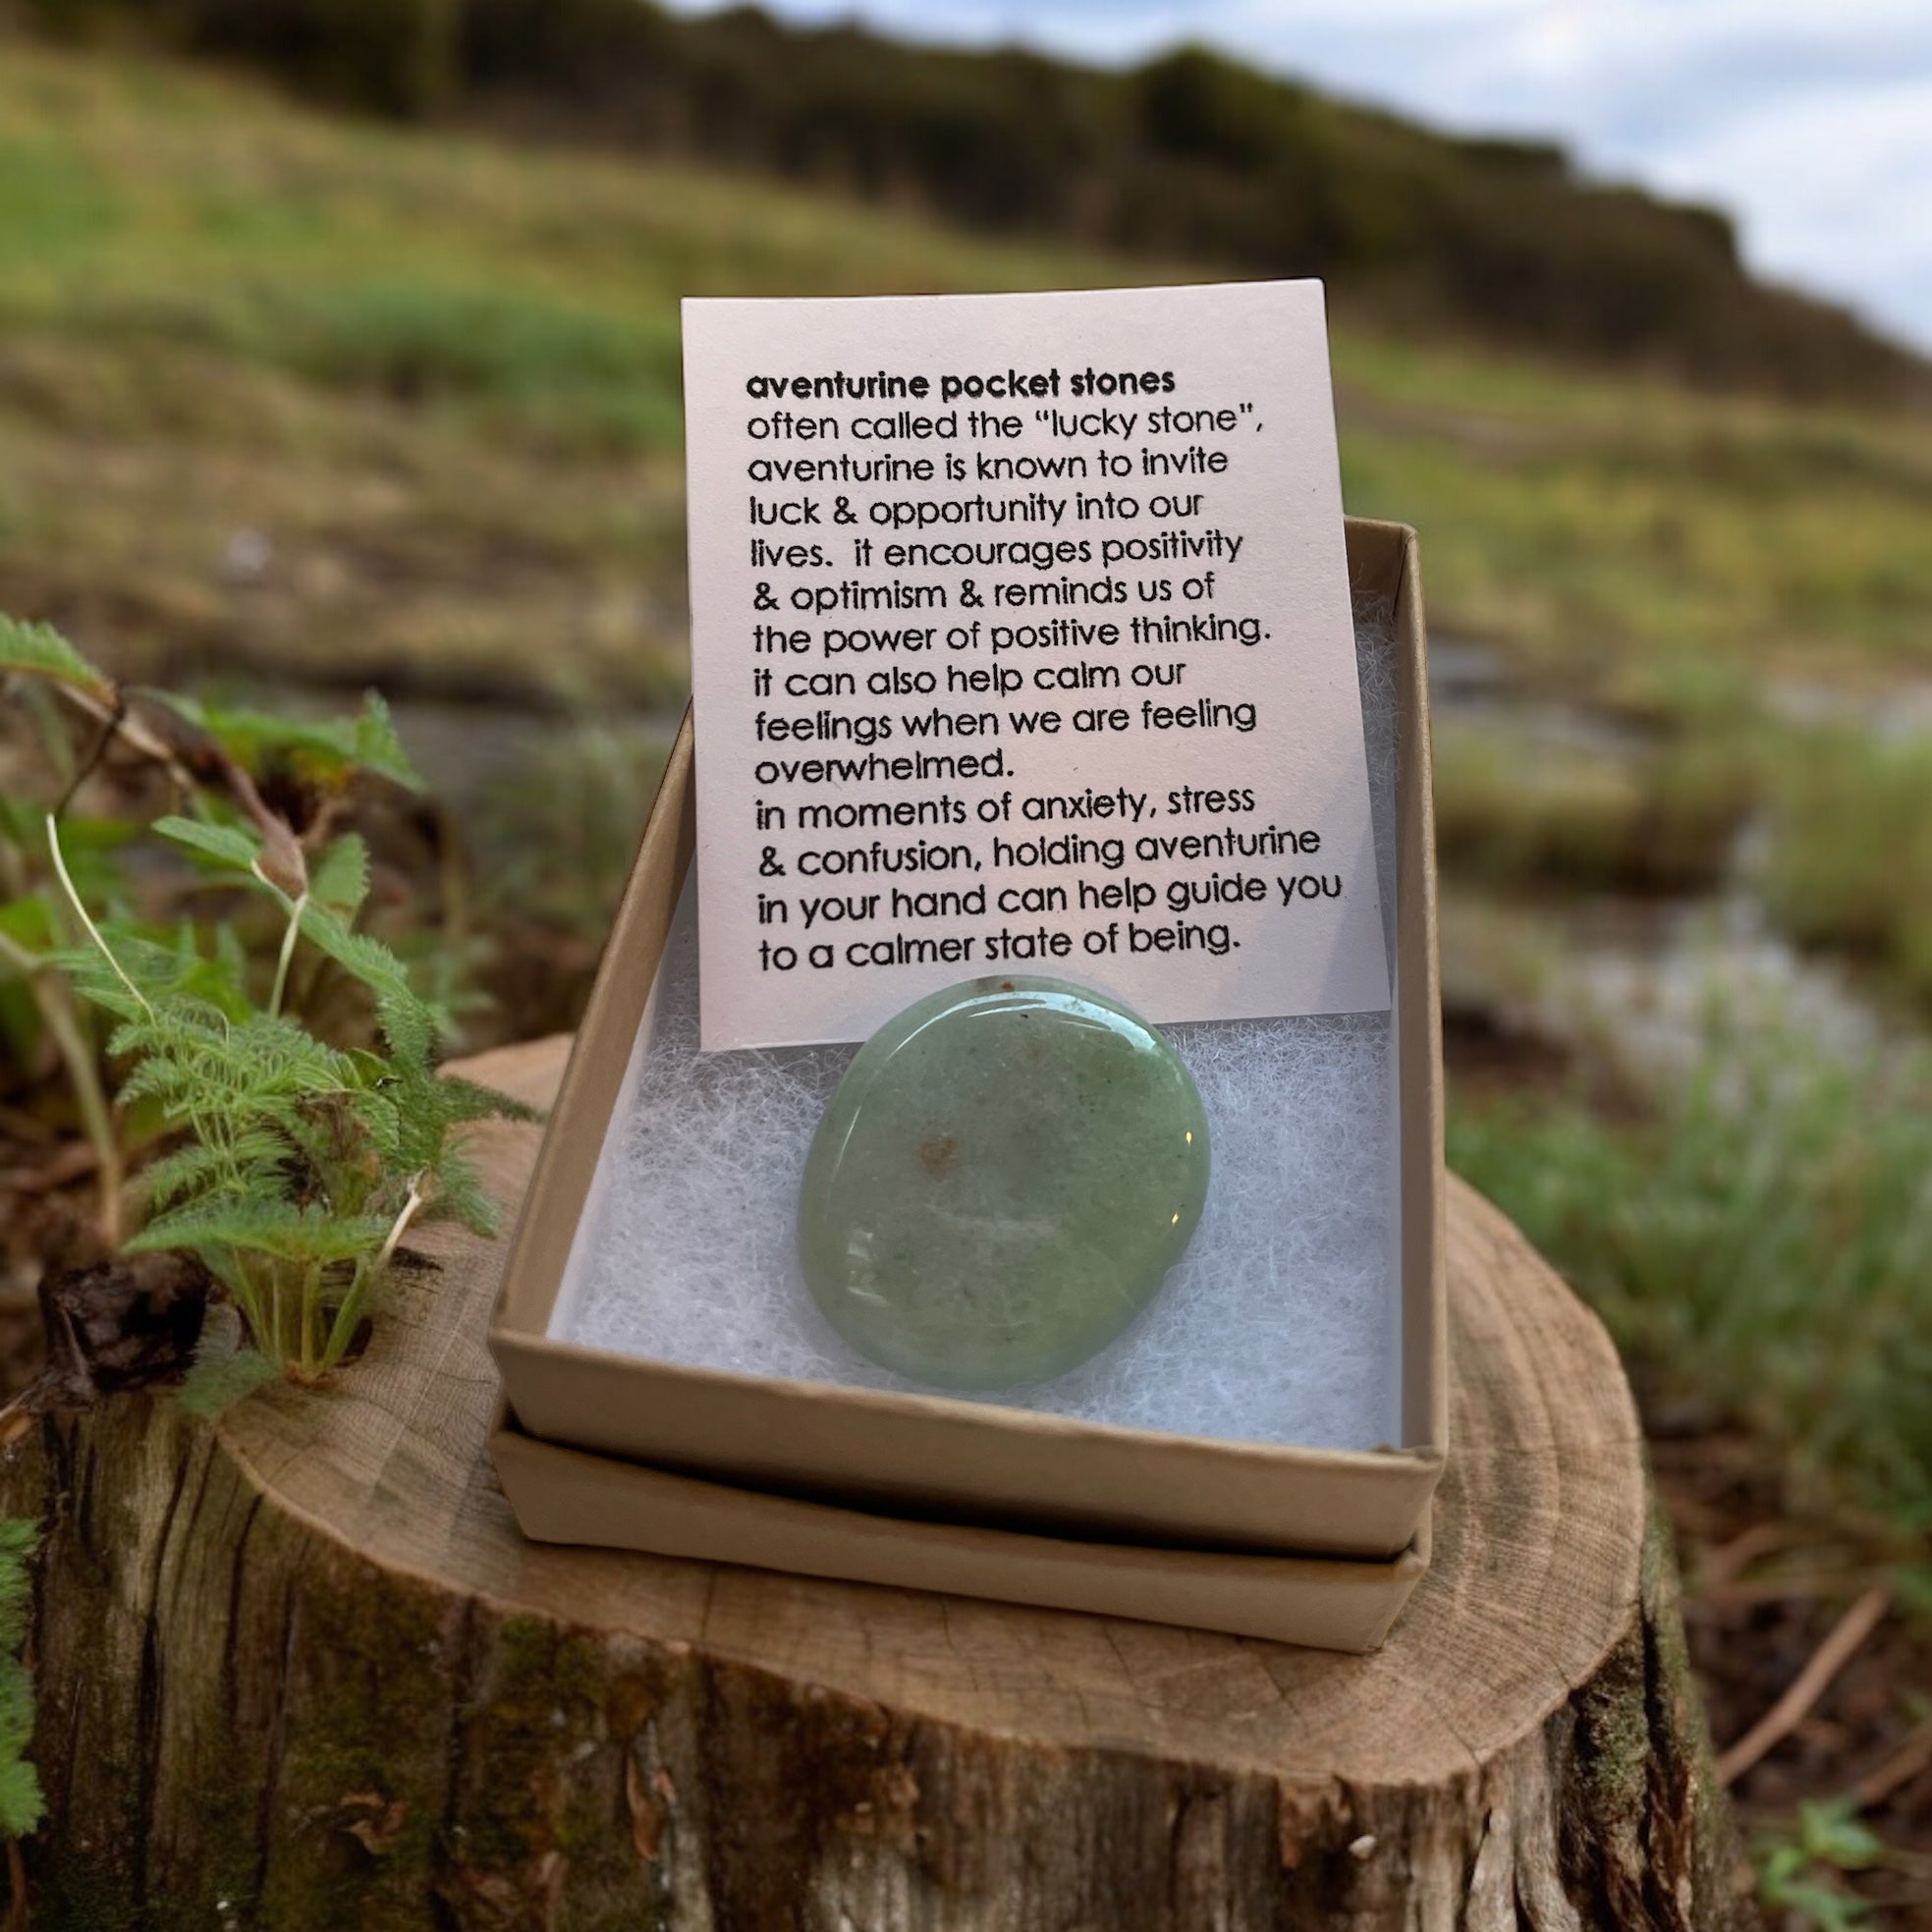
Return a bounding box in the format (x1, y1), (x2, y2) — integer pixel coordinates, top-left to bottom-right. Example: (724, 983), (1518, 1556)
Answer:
(7, 1035), (1748, 1930)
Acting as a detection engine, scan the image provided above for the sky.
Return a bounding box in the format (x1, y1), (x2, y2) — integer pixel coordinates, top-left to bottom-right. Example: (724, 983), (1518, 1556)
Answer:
(665, 0), (1932, 356)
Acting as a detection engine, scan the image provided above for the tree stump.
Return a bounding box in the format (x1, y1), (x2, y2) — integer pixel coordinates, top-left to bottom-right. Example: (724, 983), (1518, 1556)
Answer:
(6, 1035), (1746, 1930)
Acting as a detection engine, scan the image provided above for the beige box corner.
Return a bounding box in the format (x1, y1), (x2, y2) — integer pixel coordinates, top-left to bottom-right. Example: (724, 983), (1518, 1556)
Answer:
(487, 516), (1444, 1650)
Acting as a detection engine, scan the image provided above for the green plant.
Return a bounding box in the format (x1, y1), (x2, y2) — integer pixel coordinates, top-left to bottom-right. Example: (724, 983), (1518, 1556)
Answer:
(1450, 1022), (1932, 1532)
(1760, 725), (1932, 1008)
(1756, 1797), (1883, 1930)
(51, 809), (526, 1380)
(0, 622), (134, 1240)
(473, 718), (670, 941)
(2, 614), (418, 1247)
(0, 1518), (42, 1932)
(2, 615), (533, 1385)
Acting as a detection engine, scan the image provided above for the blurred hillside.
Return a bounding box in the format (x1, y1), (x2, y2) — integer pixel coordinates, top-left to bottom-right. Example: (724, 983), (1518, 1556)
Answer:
(15, 0), (1930, 403)
(3, 35), (1927, 717)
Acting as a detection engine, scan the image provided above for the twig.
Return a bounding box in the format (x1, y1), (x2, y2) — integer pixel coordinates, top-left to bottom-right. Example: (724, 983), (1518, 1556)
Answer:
(1698, 1572), (1880, 1606)
(51, 684), (128, 821)
(52, 679), (306, 894)
(49, 678), (194, 795)
(45, 812), (150, 1021)
(1697, 1519), (1802, 1587)
(0, 1138), (100, 1193)
(0, 1103), (55, 1147)
(1716, 1584), (1892, 1787)
(1851, 1712), (1932, 1809)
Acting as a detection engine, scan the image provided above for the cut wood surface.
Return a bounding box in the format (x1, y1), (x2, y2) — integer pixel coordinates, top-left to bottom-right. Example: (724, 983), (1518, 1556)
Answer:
(9, 1034), (1745, 1930)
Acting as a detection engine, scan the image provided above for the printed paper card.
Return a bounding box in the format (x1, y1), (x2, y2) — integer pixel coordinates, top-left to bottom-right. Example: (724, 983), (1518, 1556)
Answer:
(682, 282), (1390, 1049)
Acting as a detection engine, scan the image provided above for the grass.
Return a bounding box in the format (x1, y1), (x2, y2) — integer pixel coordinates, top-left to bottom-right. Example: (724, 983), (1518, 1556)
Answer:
(1760, 730), (1932, 1006)
(1451, 1028), (1932, 1533)
(470, 718), (672, 938)
(1431, 717), (1758, 897)
(1433, 703), (1932, 1017)
(1335, 332), (1932, 677)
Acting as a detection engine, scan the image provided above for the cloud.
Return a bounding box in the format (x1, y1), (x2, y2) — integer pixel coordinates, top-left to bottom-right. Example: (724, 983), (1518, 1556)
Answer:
(665, 0), (1932, 352)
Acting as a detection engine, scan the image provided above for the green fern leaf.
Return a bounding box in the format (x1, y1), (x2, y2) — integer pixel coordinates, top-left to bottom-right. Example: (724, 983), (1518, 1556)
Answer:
(0, 1751), (44, 1841)
(309, 833), (370, 917)
(425, 1144), (499, 1238)
(296, 901), (443, 1067)
(153, 814), (264, 873)
(153, 690), (422, 793)
(141, 1134), (288, 1210)
(0, 614), (111, 700)
(438, 1076), (543, 1127)
(0, 1520), (32, 1642)
(351, 692), (423, 791)
(348, 1085), (407, 1167)
(116, 1019), (360, 1162)
(53, 944), (150, 1024)
(128, 1196), (388, 1264)
(138, 1143), (231, 1210)
(56, 923), (240, 1021)
(0, 1514), (41, 1840)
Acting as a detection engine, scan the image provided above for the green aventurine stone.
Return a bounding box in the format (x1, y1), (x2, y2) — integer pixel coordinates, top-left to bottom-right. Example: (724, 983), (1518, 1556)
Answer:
(799, 974), (1210, 1391)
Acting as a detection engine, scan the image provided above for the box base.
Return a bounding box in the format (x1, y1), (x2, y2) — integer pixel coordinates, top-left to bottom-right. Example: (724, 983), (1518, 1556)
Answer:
(489, 1408), (1428, 1653)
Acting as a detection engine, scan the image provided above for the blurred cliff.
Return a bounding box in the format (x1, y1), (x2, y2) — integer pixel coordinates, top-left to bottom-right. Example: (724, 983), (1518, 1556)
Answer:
(17, 0), (1927, 402)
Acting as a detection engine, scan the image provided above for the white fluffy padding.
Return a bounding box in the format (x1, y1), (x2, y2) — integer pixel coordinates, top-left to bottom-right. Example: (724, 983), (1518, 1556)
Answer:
(558, 616), (1406, 1450)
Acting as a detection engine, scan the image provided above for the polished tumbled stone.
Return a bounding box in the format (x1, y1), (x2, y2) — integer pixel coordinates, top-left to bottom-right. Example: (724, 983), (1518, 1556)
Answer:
(798, 975), (1211, 1391)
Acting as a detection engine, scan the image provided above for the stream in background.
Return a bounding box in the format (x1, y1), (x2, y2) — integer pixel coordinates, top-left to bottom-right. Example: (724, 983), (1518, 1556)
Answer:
(1426, 639), (1905, 1090)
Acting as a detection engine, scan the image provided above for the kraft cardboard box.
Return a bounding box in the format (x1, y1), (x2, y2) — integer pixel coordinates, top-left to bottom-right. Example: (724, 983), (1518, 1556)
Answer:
(487, 517), (1444, 1650)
